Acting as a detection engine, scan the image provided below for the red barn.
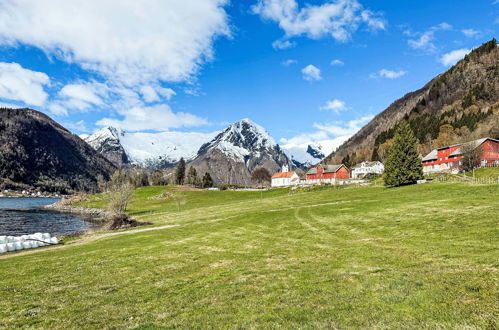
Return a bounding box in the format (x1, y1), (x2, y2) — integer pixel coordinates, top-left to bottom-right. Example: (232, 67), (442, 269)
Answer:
(422, 137), (499, 173)
(306, 164), (350, 184)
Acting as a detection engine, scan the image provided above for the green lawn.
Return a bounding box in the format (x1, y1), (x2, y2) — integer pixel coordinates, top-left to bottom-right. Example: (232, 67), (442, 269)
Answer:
(465, 167), (499, 179)
(1, 183), (498, 329)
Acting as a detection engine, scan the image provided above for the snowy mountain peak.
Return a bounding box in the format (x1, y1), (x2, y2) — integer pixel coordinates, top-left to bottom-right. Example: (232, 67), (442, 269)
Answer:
(199, 118), (278, 161)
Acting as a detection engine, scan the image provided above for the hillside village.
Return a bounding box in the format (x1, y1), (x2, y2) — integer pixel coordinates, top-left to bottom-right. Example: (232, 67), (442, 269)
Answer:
(270, 137), (499, 187)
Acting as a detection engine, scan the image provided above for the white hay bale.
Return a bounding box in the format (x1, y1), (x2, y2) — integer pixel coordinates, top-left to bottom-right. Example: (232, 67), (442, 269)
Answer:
(33, 233), (44, 240)
(6, 243), (15, 252)
(0, 244), (6, 253)
(42, 233), (51, 240)
(50, 237), (59, 244)
(22, 241), (32, 249)
(14, 242), (23, 250)
(7, 236), (15, 243)
(0, 236), (6, 244)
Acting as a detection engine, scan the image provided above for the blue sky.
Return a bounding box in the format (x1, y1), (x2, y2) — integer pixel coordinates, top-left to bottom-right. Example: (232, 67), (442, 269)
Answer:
(0, 0), (498, 155)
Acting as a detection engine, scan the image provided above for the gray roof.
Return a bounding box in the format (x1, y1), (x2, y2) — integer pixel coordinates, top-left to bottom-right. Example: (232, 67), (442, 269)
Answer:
(449, 138), (488, 157)
(422, 149), (438, 161)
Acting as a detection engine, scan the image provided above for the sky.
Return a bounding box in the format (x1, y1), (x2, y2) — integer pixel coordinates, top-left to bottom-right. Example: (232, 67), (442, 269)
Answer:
(0, 0), (498, 157)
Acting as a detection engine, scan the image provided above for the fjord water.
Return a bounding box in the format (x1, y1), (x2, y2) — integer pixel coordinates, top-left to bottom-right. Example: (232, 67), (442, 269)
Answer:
(0, 197), (98, 236)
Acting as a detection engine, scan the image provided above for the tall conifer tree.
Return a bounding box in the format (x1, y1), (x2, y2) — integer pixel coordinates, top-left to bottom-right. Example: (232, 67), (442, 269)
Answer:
(175, 158), (186, 185)
(383, 121), (423, 187)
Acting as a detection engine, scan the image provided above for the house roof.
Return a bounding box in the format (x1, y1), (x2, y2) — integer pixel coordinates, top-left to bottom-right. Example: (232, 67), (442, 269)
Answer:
(306, 164), (346, 175)
(271, 171), (296, 179)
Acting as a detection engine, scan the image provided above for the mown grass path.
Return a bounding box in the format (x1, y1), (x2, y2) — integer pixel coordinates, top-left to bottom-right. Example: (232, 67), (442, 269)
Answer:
(0, 183), (498, 329)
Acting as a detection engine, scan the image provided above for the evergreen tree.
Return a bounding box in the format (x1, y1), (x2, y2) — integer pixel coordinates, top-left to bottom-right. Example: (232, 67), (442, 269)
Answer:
(174, 158), (186, 185)
(341, 154), (351, 168)
(383, 121), (423, 187)
(371, 146), (380, 161)
(202, 172), (213, 188)
(186, 166), (198, 186)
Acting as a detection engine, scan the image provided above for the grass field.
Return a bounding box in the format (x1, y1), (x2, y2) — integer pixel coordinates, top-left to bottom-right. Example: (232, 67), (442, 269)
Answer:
(1, 183), (498, 329)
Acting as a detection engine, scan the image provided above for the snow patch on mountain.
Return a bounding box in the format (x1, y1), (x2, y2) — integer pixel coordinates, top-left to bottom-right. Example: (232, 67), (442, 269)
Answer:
(199, 118), (277, 162)
(281, 136), (350, 167)
(84, 127), (218, 166)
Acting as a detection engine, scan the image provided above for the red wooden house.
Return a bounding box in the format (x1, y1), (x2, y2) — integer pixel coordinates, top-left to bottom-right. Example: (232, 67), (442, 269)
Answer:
(306, 164), (350, 184)
(422, 137), (499, 173)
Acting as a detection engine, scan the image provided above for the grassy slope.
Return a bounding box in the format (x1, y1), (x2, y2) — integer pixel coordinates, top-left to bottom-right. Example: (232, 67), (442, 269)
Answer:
(0, 183), (498, 329)
(465, 167), (499, 179)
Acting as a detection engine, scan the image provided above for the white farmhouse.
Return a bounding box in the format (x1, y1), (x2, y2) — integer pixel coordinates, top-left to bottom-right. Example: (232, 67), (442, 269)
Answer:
(271, 165), (300, 187)
(351, 161), (384, 179)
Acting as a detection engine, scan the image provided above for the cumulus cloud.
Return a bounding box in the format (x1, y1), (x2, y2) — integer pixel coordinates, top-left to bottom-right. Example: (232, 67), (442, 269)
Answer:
(439, 48), (471, 66)
(280, 114), (373, 158)
(96, 104), (208, 132)
(0, 0), (230, 86)
(281, 59), (298, 66)
(302, 64), (322, 81)
(0, 62), (50, 106)
(252, 0), (385, 46)
(272, 39), (296, 50)
(370, 69), (406, 79)
(330, 59), (344, 66)
(313, 115), (373, 136)
(407, 22), (452, 52)
(319, 99), (347, 113)
(462, 29), (479, 38)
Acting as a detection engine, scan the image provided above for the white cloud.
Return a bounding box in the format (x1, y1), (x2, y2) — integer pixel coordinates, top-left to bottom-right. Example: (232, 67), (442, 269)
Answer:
(61, 120), (88, 132)
(439, 48), (471, 66)
(272, 39), (296, 50)
(60, 84), (104, 107)
(330, 59), (344, 66)
(47, 103), (68, 116)
(313, 115), (373, 136)
(281, 59), (298, 66)
(319, 99), (347, 113)
(0, 0), (230, 86)
(407, 22), (452, 52)
(302, 64), (322, 81)
(280, 114), (374, 160)
(462, 29), (479, 38)
(252, 0), (385, 45)
(96, 104), (208, 132)
(0, 62), (50, 106)
(370, 69), (406, 79)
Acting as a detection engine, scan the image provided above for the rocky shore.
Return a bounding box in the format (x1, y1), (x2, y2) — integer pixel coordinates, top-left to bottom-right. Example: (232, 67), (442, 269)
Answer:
(43, 203), (113, 219)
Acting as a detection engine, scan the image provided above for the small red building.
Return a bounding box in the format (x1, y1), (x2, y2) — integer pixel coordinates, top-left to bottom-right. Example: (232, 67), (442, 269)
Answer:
(306, 164), (350, 184)
(422, 137), (499, 173)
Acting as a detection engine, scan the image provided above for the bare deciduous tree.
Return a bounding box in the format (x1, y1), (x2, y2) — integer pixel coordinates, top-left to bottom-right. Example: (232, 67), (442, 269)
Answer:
(107, 170), (134, 215)
(251, 167), (271, 188)
(460, 141), (483, 172)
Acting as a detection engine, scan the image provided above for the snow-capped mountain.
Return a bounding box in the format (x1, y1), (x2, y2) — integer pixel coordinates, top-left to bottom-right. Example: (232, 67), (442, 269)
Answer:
(189, 118), (291, 186)
(84, 127), (217, 169)
(282, 142), (326, 168)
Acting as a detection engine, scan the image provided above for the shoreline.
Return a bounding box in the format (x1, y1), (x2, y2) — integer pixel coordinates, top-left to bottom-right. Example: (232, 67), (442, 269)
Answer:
(42, 203), (112, 219)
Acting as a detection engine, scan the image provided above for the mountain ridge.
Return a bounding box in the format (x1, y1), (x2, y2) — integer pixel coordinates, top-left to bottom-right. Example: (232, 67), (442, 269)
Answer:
(326, 39), (499, 165)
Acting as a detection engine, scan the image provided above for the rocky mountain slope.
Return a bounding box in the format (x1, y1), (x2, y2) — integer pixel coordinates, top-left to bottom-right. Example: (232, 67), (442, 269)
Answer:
(0, 108), (115, 193)
(84, 127), (217, 169)
(188, 118), (292, 186)
(326, 39), (499, 164)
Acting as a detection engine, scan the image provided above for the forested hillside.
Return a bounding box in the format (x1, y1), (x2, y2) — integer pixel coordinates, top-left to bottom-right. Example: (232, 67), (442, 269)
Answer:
(0, 108), (115, 193)
(327, 39), (499, 165)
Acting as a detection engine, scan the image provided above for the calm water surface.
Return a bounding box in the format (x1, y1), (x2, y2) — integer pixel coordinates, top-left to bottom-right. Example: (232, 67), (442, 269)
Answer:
(0, 197), (99, 236)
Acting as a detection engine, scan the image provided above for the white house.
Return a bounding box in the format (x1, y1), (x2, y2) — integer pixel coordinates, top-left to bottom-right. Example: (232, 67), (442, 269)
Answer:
(351, 161), (384, 179)
(271, 165), (300, 187)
